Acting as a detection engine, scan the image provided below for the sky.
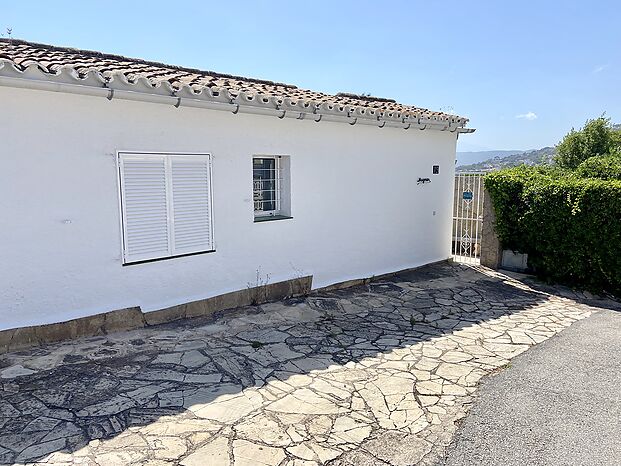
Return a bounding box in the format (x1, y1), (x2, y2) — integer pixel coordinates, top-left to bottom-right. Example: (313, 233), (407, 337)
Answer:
(2, 0), (620, 151)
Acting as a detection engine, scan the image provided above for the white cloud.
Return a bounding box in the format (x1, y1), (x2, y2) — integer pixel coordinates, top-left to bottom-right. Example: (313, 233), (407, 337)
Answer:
(593, 63), (609, 74)
(516, 112), (538, 121)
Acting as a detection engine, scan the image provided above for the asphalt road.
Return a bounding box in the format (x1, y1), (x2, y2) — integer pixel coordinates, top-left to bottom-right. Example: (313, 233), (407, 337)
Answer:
(441, 307), (621, 466)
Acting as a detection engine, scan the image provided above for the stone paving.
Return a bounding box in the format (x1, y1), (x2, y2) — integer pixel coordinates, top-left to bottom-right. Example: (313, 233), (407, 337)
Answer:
(0, 263), (612, 466)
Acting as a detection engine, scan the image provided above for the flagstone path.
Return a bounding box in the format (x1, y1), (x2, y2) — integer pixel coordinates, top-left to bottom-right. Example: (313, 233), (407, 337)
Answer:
(0, 263), (611, 465)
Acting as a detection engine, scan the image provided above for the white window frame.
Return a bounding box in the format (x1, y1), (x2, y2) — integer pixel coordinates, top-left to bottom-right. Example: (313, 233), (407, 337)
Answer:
(116, 151), (215, 265)
(253, 155), (283, 218)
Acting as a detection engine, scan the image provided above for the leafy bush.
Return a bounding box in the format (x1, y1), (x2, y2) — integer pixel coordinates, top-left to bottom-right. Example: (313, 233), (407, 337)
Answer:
(576, 155), (621, 180)
(485, 166), (621, 295)
(555, 116), (621, 169)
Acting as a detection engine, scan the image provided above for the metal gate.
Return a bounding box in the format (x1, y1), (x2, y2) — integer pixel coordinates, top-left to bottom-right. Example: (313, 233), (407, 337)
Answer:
(452, 172), (484, 263)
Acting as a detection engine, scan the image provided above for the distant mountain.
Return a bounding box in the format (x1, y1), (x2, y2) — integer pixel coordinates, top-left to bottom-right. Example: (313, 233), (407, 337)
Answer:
(456, 123), (619, 172)
(457, 147), (556, 172)
(456, 150), (524, 166)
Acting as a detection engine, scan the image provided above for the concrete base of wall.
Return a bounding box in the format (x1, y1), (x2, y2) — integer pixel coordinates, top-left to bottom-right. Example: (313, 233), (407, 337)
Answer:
(0, 260), (452, 354)
(316, 259), (450, 292)
(0, 276), (312, 355)
(501, 250), (529, 272)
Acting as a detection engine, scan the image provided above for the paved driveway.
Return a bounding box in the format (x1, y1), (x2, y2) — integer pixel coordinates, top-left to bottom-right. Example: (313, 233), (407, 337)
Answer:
(441, 307), (621, 466)
(0, 263), (611, 465)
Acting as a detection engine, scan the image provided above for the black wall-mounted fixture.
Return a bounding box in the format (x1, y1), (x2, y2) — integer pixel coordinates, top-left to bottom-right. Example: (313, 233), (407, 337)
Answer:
(417, 177), (431, 184)
(433, 165), (440, 174)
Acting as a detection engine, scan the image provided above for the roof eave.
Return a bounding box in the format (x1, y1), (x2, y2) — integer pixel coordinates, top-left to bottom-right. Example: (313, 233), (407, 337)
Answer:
(0, 59), (472, 132)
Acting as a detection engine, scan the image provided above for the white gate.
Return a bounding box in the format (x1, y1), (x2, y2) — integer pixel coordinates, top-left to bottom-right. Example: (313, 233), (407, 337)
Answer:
(452, 172), (484, 264)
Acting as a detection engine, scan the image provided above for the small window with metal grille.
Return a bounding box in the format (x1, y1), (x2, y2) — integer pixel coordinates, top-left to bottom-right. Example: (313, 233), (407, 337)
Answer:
(253, 156), (291, 221)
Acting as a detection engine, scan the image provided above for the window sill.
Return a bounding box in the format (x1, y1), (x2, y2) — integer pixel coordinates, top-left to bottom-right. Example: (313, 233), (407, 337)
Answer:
(254, 215), (293, 223)
(122, 249), (216, 266)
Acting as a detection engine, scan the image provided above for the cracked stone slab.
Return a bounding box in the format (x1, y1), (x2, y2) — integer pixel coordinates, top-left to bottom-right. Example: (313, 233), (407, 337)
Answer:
(0, 263), (612, 465)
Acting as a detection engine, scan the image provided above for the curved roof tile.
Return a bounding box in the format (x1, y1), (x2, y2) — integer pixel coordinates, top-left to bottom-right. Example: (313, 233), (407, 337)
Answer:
(0, 39), (468, 125)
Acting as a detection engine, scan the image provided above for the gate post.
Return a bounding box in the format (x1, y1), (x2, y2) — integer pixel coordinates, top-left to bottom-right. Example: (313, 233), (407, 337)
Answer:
(480, 188), (502, 269)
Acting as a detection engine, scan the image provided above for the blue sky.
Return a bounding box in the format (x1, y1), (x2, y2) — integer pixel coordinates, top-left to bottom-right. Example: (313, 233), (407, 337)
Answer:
(3, 0), (619, 151)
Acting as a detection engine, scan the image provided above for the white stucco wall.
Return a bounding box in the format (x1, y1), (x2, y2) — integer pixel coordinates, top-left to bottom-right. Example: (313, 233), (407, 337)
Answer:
(0, 86), (457, 330)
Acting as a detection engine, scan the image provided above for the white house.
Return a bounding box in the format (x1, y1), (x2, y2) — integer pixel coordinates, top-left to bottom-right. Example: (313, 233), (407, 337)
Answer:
(0, 39), (473, 345)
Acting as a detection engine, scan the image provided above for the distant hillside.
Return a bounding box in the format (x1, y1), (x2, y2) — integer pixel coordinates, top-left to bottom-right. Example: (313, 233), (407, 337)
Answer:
(457, 147), (556, 172)
(456, 150), (524, 166)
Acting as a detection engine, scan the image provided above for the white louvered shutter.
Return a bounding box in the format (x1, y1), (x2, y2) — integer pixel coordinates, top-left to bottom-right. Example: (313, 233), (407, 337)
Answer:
(170, 155), (214, 255)
(119, 154), (171, 263)
(118, 152), (214, 264)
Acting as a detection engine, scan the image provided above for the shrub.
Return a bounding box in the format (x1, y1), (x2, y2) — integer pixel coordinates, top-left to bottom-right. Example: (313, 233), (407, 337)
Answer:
(576, 155), (621, 180)
(555, 117), (621, 169)
(485, 166), (621, 295)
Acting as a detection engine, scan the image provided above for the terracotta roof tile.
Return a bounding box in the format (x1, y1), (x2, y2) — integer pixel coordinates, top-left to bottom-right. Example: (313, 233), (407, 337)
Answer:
(0, 39), (468, 125)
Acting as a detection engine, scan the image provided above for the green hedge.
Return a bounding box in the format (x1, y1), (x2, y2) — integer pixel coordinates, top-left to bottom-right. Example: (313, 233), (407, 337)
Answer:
(485, 166), (621, 295)
(576, 155), (621, 180)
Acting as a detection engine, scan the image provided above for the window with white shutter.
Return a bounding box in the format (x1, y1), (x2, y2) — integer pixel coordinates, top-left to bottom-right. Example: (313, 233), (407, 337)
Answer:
(118, 152), (214, 264)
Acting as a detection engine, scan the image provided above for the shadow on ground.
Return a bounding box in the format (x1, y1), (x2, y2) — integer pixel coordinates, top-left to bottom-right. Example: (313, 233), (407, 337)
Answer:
(0, 263), (608, 465)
